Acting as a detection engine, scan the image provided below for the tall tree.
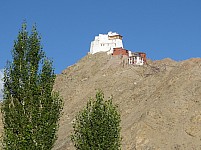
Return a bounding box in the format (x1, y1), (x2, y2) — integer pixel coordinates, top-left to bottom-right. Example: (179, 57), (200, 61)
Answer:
(71, 91), (121, 150)
(1, 23), (63, 150)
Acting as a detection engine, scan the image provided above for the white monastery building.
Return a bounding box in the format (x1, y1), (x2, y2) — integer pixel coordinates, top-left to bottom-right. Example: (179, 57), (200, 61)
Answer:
(90, 32), (123, 54)
(89, 32), (147, 65)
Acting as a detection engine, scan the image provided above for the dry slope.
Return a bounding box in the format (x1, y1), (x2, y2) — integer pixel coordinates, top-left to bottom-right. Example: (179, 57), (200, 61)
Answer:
(53, 53), (201, 150)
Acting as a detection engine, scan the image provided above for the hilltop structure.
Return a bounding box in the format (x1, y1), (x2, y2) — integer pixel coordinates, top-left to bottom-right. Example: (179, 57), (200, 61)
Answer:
(90, 32), (123, 55)
(128, 51), (147, 65)
(89, 32), (147, 65)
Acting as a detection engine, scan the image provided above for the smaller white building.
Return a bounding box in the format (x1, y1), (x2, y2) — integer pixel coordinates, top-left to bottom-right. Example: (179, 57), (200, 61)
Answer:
(90, 32), (123, 54)
(128, 52), (146, 65)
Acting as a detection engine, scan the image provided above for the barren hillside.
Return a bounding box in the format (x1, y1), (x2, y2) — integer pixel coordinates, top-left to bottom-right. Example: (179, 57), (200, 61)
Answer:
(52, 53), (201, 150)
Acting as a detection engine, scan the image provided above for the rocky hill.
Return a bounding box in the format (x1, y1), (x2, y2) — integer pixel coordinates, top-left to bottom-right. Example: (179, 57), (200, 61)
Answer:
(0, 52), (200, 149)
(53, 52), (201, 150)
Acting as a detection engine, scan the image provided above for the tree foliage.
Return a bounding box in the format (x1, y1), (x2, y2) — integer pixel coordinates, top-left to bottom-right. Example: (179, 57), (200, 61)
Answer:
(71, 91), (121, 150)
(1, 23), (63, 150)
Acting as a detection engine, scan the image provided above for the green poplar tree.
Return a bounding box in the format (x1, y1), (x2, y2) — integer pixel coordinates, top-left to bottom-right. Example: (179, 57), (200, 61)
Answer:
(1, 23), (63, 150)
(71, 91), (121, 150)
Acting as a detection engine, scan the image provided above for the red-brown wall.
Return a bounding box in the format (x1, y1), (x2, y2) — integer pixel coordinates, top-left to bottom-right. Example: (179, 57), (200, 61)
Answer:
(112, 48), (129, 56)
(138, 52), (147, 63)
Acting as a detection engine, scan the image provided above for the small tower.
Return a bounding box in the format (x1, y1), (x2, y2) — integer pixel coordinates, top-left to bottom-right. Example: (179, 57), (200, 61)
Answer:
(90, 32), (123, 54)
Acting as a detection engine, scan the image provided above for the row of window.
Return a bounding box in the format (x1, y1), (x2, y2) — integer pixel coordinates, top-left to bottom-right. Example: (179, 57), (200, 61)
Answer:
(100, 43), (116, 46)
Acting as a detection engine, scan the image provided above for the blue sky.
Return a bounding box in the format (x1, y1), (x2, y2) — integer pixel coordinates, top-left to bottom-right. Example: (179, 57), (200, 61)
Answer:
(0, 69), (3, 100)
(0, 0), (201, 74)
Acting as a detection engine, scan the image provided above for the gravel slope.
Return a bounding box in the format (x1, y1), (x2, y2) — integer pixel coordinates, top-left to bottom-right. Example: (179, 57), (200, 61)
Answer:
(53, 53), (201, 149)
(2, 53), (200, 150)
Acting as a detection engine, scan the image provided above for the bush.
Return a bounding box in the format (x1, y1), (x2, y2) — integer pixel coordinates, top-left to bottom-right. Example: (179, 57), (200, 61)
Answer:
(71, 91), (121, 150)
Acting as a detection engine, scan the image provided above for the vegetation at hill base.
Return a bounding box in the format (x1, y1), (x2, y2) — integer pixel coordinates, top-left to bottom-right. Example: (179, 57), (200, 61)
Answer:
(1, 23), (63, 150)
(71, 90), (121, 150)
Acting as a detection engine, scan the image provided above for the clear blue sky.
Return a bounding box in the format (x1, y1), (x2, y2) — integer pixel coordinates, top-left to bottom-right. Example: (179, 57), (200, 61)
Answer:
(0, 0), (201, 74)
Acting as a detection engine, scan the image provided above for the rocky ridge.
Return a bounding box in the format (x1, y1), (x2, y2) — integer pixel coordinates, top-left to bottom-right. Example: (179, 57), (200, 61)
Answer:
(0, 52), (200, 149)
(1, 52), (198, 150)
(53, 53), (201, 150)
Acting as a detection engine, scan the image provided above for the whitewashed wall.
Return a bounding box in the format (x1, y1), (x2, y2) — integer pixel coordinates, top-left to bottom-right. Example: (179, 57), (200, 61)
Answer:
(90, 32), (123, 54)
